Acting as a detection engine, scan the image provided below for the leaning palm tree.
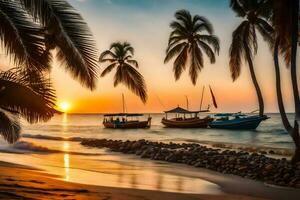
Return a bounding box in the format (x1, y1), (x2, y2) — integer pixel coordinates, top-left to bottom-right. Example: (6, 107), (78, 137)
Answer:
(272, 0), (300, 163)
(0, 69), (56, 143)
(0, 0), (99, 143)
(99, 42), (147, 103)
(164, 9), (220, 85)
(229, 0), (273, 117)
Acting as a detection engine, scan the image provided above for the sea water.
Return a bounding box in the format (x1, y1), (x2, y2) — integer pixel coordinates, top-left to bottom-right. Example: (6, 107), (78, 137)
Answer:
(0, 113), (295, 194)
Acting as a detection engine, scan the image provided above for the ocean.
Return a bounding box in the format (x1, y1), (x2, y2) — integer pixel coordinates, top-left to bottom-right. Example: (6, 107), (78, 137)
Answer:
(0, 113), (296, 194)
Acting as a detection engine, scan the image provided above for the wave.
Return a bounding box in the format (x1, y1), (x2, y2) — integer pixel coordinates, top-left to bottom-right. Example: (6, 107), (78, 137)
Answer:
(22, 134), (84, 142)
(21, 134), (293, 157)
(0, 141), (103, 156)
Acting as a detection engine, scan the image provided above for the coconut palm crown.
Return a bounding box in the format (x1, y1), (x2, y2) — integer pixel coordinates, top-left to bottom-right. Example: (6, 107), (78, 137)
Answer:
(99, 42), (147, 103)
(0, 0), (99, 143)
(0, 69), (56, 143)
(164, 9), (220, 85)
(229, 0), (273, 116)
(0, 0), (99, 90)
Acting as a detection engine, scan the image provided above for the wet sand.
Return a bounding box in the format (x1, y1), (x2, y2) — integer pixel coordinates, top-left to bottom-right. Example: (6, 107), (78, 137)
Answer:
(0, 161), (267, 200)
(1, 160), (300, 200)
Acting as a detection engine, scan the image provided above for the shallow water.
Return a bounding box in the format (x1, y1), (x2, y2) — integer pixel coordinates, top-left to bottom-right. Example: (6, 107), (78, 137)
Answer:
(0, 113), (296, 194)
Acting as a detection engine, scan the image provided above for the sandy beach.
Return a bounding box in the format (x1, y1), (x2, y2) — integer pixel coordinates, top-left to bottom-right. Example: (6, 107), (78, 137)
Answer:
(0, 161), (260, 200)
(1, 157), (300, 200)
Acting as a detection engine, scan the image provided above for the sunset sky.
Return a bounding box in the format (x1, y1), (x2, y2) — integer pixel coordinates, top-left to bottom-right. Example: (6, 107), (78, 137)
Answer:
(1, 0), (297, 113)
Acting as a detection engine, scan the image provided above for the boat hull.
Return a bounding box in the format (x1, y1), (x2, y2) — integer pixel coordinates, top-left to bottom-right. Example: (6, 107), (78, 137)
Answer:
(209, 115), (268, 130)
(161, 117), (213, 128)
(103, 120), (151, 129)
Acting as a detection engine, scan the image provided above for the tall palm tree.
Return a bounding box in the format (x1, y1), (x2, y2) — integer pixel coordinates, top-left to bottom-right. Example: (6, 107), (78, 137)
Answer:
(0, 0), (99, 143)
(272, 0), (300, 163)
(229, 0), (273, 117)
(164, 9), (220, 85)
(99, 42), (147, 103)
(0, 69), (56, 143)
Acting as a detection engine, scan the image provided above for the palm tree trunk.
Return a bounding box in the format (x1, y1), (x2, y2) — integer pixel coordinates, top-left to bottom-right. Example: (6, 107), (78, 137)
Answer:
(274, 39), (293, 131)
(291, 0), (300, 119)
(275, 38), (300, 163)
(244, 43), (264, 116)
(290, 0), (300, 163)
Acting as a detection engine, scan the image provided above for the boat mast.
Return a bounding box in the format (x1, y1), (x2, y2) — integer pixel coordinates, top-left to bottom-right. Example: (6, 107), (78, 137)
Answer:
(200, 86), (205, 111)
(185, 95), (189, 110)
(122, 93), (125, 113)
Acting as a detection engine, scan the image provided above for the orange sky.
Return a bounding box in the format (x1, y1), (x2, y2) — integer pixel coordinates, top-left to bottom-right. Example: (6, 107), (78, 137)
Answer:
(0, 0), (298, 113)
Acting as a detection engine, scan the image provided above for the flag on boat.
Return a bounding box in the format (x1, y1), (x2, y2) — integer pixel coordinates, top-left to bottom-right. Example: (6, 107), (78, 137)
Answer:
(209, 85), (218, 108)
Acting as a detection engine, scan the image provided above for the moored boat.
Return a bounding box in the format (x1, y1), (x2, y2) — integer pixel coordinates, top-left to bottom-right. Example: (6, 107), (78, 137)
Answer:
(103, 93), (152, 129)
(209, 113), (269, 130)
(103, 113), (151, 129)
(161, 106), (212, 128)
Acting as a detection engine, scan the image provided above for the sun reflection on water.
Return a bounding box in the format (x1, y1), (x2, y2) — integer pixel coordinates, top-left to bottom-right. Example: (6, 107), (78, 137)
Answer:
(63, 141), (70, 181)
(62, 113), (68, 129)
(64, 153), (70, 181)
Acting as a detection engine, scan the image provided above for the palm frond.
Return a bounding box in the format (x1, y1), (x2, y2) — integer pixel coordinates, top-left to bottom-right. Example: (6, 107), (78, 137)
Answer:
(127, 59), (139, 68)
(0, 1), (50, 71)
(113, 64), (147, 103)
(173, 45), (188, 80)
(249, 25), (258, 55)
(99, 50), (117, 62)
(0, 69), (56, 123)
(124, 55), (132, 60)
(100, 62), (117, 77)
(230, 0), (246, 17)
(164, 42), (187, 63)
(0, 109), (20, 144)
(193, 15), (213, 34)
(124, 42), (134, 55)
(255, 18), (274, 48)
(197, 40), (216, 63)
(175, 9), (193, 29)
(20, 0), (99, 90)
(189, 44), (204, 85)
(170, 21), (187, 34)
(229, 21), (248, 81)
(168, 35), (186, 45)
(196, 34), (220, 54)
(170, 29), (186, 38)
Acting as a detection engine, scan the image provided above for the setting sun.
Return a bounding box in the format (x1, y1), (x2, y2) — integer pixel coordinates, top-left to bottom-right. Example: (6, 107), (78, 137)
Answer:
(59, 101), (71, 113)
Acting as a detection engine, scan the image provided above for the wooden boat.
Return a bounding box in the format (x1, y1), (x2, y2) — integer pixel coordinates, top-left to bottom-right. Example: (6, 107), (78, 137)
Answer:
(102, 94), (151, 129)
(103, 113), (151, 129)
(161, 106), (212, 128)
(209, 113), (269, 130)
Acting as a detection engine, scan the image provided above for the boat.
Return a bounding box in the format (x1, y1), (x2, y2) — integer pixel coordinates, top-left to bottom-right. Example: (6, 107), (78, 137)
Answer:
(161, 106), (213, 128)
(103, 113), (151, 129)
(209, 113), (269, 130)
(102, 93), (151, 129)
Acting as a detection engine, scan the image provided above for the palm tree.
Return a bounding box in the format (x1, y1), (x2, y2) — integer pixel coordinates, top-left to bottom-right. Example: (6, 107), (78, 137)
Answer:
(229, 0), (273, 117)
(272, 0), (300, 163)
(164, 9), (220, 85)
(99, 42), (147, 103)
(0, 69), (56, 143)
(0, 0), (99, 143)
(0, 0), (99, 89)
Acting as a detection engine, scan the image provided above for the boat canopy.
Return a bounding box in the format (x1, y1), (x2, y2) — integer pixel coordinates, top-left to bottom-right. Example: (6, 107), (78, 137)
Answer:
(164, 106), (209, 114)
(103, 113), (144, 117)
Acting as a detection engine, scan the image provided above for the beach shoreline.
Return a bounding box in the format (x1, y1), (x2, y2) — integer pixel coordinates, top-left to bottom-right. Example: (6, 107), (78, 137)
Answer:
(80, 139), (300, 189)
(1, 139), (300, 199)
(0, 160), (267, 200)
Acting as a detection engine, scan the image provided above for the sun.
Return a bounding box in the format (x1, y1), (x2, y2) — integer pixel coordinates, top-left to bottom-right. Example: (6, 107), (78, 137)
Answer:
(59, 101), (71, 113)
